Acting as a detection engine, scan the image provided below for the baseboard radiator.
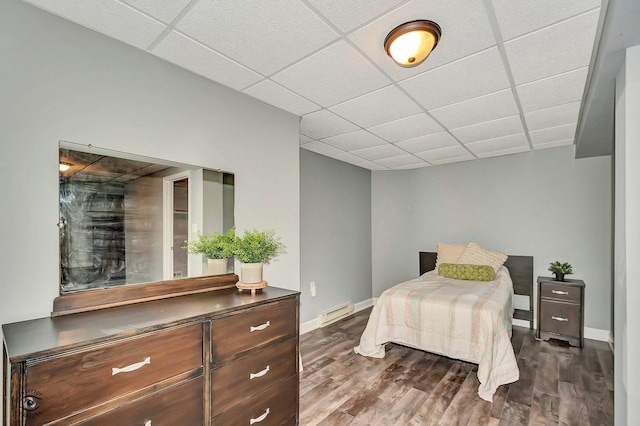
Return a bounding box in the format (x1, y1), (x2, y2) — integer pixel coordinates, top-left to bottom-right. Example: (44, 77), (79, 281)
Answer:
(319, 302), (354, 327)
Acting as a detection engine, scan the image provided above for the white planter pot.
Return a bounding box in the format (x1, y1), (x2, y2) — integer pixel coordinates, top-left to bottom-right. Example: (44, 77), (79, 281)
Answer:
(240, 262), (263, 284)
(207, 258), (228, 275)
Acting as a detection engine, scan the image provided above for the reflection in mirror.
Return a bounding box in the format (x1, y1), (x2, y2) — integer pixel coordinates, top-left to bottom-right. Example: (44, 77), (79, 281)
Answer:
(59, 142), (234, 294)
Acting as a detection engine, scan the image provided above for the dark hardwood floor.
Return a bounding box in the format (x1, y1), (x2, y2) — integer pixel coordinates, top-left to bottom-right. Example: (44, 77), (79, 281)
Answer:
(299, 308), (613, 425)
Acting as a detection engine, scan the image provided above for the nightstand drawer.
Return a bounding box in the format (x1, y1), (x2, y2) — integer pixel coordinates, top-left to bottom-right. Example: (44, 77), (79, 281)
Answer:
(539, 300), (580, 337)
(540, 282), (581, 302)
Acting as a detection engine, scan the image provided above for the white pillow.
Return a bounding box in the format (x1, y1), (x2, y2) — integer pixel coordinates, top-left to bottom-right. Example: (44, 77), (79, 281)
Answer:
(435, 242), (467, 272)
(456, 242), (508, 273)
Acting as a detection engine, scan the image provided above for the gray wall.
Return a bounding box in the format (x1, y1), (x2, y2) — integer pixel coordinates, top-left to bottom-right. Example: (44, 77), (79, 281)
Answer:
(614, 44), (640, 425)
(300, 150), (372, 323)
(0, 0), (300, 406)
(372, 145), (612, 332)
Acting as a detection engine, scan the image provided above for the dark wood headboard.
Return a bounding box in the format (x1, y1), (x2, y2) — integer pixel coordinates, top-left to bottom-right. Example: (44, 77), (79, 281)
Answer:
(419, 251), (534, 328)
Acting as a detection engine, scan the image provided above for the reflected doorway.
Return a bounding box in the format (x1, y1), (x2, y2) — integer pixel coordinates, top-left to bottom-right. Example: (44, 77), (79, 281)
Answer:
(172, 179), (189, 278)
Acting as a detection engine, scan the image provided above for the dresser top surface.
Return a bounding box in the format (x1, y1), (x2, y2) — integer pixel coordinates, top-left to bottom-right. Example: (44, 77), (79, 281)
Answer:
(3, 286), (298, 362)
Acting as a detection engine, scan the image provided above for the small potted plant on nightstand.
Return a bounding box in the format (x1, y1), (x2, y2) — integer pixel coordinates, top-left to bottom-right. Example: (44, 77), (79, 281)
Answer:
(548, 261), (573, 282)
(185, 228), (235, 275)
(233, 228), (286, 293)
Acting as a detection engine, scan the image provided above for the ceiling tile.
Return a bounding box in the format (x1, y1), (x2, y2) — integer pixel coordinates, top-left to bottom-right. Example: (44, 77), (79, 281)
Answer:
(359, 161), (389, 170)
(300, 109), (359, 139)
(530, 123), (577, 146)
(329, 85), (422, 128)
(367, 113), (443, 142)
(332, 151), (370, 165)
(375, 154), (425, 168)
(395, 162), (431, 170)
(243, 80), (321, 116)
(176, 0), (338, 75)
(121, 0), (191, 23)
(300, 141), (346, 157)
(394, 132), (459, 153)
(465, 133), (529, 155)
(321, 130), (387, 151)
(415, 145), (474, 163)
(451, 115), (524, 143)
(524, 101), (581, 131)
(400, 48), (510, 110)
(271, 41), (389, 107)
(431, 89), (519, 129)
(349, 0), (496, 81)
(350, 144), (406, 161)
(476, 146), (531, 159)
(518, 68), (588, 112)
(300, 134), (314, 145)
(308, 0), (406, 33)
(491, 0), (601, 41)
(505, 10), (600, 85)
(24, 0), (166, 49)
(152, 31), (263, 91)
(532, 139), (574, 150)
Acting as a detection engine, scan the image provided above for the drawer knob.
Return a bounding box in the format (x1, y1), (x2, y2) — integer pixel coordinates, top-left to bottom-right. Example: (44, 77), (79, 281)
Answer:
(250, 365), (270, 380)
(250, 321), (270, 332)
(144, 421), (151, 426)
(250, 408), (270, 425)
(111, 356), (151, 376)
(552, 290), (569, 295)
(552, 316), (569, 322)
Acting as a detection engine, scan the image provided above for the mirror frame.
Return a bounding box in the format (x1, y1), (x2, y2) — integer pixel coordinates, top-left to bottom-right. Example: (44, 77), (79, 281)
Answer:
(53, 142), (238, 316)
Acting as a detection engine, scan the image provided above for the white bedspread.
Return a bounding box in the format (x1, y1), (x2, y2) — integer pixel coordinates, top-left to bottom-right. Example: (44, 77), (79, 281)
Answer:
(354, 267), (519, 402)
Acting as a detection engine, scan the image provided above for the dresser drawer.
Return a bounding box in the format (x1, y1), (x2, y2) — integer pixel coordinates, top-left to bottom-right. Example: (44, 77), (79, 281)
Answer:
(212, 338), (296, 417)
(212, 298), (296, 364)
(540, 282), (581, 302)
(539, 300), (580, 337)
(24, 324), (203, 425)
(212, 374), (298, 426)
(78, 376), (203, 426)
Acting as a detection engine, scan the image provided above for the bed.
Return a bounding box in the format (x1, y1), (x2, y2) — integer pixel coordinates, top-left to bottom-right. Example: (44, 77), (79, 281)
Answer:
(354, 251), (533, 402)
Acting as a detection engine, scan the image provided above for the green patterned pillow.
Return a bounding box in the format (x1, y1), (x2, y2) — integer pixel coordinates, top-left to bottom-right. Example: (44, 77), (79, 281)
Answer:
(438, 263), (496, 281)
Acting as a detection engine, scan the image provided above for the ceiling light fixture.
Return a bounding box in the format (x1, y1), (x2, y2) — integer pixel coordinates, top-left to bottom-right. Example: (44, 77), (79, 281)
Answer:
(59, 162), (71, 172)
(384, 20), (441, 68)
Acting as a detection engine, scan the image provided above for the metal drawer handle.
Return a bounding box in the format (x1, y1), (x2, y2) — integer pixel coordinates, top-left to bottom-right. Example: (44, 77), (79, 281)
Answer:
(144, 421), (151, 426)
(111, 357), (151, 376)
(250, 321), (270, 332)
(250, 365), (270, 380)
(250, 408), (270, 425)
(552, 290), (569, 295)
(552, 316), (569, 322)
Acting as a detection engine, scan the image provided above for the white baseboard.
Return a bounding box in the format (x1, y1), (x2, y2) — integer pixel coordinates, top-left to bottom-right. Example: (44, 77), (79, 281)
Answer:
(513, 318), (610, 343)
(300, 298), (374, 335)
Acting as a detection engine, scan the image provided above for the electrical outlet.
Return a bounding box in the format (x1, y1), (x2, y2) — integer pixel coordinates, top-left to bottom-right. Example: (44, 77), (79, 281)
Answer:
(310, 281), (317, 297)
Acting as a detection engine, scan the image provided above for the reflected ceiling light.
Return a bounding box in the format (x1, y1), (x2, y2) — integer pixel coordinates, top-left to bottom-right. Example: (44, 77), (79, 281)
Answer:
(59, 162), (71, 172)
(384, 20), (441, 68)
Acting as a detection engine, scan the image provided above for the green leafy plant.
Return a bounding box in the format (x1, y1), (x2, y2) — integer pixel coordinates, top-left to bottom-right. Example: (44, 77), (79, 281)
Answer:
(548, 261), (573, 275)
(184, 228), (235, 259)
(233, 229), (286, 264)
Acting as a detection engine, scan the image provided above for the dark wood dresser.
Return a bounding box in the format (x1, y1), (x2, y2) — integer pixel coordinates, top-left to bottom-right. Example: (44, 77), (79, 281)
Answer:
(3, 286), (299, 425)
(536, 276), (585, 347)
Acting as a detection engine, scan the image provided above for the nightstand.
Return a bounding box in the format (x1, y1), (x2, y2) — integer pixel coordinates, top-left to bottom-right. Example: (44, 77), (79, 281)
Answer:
(536, 276), (585, 347)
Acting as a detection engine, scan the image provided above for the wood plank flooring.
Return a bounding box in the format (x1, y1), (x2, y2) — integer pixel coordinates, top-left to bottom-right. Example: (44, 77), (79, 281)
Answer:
(299, 308), (613, 425)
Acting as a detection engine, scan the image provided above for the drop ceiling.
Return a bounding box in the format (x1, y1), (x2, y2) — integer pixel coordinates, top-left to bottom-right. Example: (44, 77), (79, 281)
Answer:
(23, 0), (603, 170)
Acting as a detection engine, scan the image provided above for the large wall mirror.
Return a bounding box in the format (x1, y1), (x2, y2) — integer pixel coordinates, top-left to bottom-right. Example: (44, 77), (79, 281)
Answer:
(59, 141), (234, 294)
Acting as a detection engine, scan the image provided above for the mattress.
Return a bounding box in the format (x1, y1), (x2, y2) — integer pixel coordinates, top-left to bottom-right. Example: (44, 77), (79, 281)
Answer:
(354, 267), (519, 401)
